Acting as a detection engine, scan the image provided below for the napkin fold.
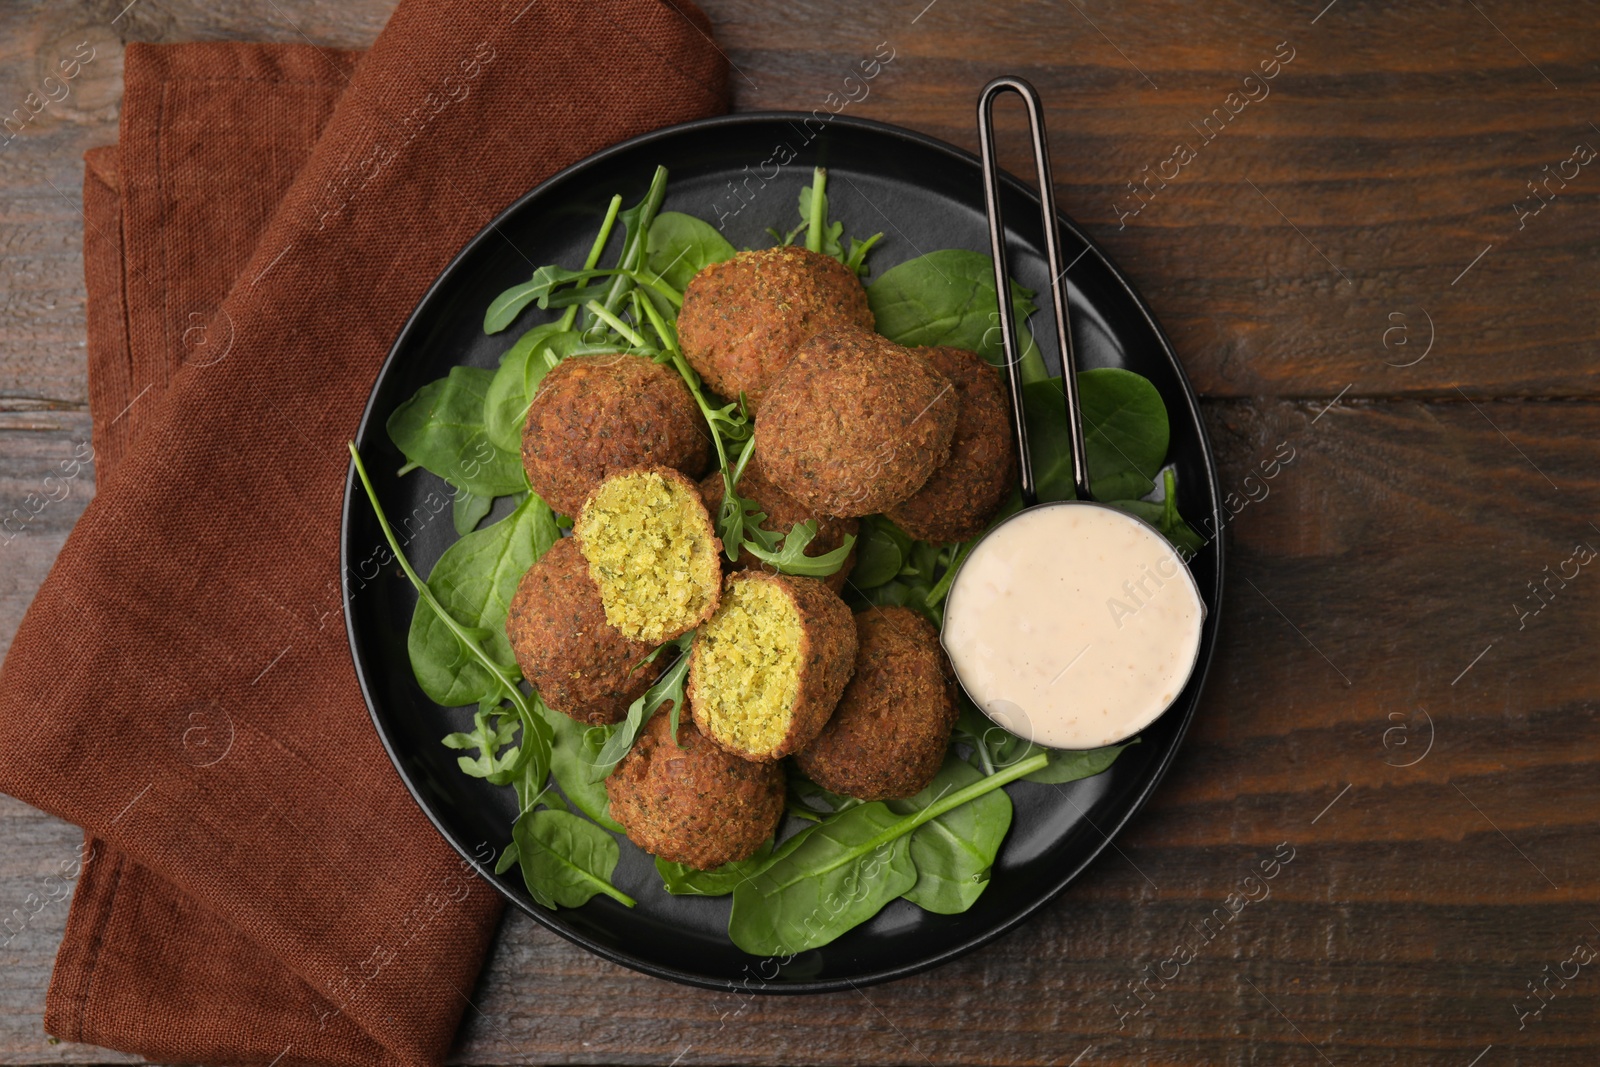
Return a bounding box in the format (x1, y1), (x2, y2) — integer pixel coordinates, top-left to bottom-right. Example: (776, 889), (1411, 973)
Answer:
(0, 3), (727, 1064)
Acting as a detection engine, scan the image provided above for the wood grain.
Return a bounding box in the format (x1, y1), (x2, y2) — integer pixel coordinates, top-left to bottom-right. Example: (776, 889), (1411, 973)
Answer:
(0, 0), (1596, 1064)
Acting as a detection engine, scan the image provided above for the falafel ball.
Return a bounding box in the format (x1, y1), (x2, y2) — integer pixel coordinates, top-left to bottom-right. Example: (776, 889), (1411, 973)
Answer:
(505, 537), (661, 725)
(699, 455), (859, 593)
(886, 345), (1018, 543)
(606, 706), (785, 870)
(521, 353), (710, 517)
(677, 247), (874, 412)
(689, 571), (857, 762)
(574, 467), (723, 644)
(755, 327), (958, 518)
(795, 606), (958, 801)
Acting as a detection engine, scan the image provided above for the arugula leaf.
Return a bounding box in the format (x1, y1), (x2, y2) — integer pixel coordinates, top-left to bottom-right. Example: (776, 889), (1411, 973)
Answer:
(647, 211), (736, 291)
(536, 697), (625, 832)
(654, 838), (773, 897)
(386, 366), (527, 497)
(741, 519), (856, 578)
(441, 706), (521, 780)
(407, 492), (559, 707)
(512, 808), (634, 908)
(587, 633), (693, 782)
(887, 754), (1013, 914)
(350, 443), (552, 812)
(867, 249), (1047, 383)
(595, 165), (669, 324)
(800, 172), (844, 259)
(726, 750), (1049, 955)
(769, 168), (883, 276)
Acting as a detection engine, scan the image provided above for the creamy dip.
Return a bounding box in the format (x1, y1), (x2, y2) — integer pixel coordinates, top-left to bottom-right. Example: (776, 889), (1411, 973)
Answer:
(942, 502), (1204, 750)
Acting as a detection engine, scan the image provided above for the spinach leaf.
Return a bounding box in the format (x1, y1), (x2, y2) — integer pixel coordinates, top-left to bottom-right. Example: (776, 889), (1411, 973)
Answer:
(847, 516), (907, 589)
(1079, 367), (1169, 500)
(386, 366), (527, 497)
(788, 770), (862, 819)
(741, 519), (856, 578)
(1104, 499), (1205, 559)
(482, 322), (569, 453)
(727, 750), (1049, 955)
(647, 211), (736, 291)
(956, 702), (1135, 785)
(1024, 741), (1136, 785)
(587, 633), (693, 782)
(867, 249), (1047, 383)
(407, 493), (559, 707)
(512, 808), (634, 908)
(887, 755), (1012, 914)
(537, 698), (625, 832)
(727, 803), (917, 956)
(1021, 370), (1170, 503)
(1105, 469), (1206, 559)
(451, 489), (494, 536)
(655, 838), (773, 897)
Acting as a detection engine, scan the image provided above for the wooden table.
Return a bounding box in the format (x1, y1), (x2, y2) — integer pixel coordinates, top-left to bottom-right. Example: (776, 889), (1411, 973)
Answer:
(3, 1), (1597, 1064)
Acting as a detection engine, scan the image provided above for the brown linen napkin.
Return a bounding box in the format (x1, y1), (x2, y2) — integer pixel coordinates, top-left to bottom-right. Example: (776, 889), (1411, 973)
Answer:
(0, 3), (728, 1065)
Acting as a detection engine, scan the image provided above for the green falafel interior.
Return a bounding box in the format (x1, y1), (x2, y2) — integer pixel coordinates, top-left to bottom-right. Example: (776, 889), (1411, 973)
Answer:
(574, 468), (722, 644)
(692, 578), (803, 756)
(366, 161), (1194, 952)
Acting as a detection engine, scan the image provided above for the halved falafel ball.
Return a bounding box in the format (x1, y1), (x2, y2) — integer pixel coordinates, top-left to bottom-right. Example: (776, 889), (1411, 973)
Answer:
(521, 353), (710, 517)
(677, 247), (874, 412)
(573, 467), (723, 644)
(699, 455), (859, 593)
(689, 571), (857, 762)
(795, 606), (958, 801)
(886, 345), (1019, 543)
(606, 706), (784, 870)
(505, 537), (661, 726)
(756, 326), (958, 518)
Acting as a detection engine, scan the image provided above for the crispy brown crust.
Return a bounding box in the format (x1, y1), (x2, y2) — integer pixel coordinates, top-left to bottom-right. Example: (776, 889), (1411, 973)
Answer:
(755, 326), (958, 518)
(886, 346), (1019, 543)
(688, 571), (858, 762)
(677, 247), (874, 413)
(605, 706), (785, 870)
(698, 456), (859, 593)
(521, 354), (711, 517)
(505, 537), (661, 726)
(794, 606), (958, 801)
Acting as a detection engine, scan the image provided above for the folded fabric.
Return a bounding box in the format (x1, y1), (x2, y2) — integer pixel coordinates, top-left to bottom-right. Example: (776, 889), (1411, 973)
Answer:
(0, 3), (727, 1064)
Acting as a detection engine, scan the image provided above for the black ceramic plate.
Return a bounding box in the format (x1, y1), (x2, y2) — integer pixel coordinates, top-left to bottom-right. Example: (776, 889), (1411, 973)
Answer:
(342, 112), (1224, 993)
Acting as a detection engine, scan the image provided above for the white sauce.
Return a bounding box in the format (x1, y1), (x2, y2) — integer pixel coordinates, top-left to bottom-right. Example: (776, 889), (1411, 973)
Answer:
(942, 502), (1204, 750)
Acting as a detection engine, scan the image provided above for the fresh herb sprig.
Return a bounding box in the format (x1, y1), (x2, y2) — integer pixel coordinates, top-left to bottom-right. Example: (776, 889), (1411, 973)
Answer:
(741, 518), (856, 578)
(768, 167), (884, 277)
(350, 443), (632, 908)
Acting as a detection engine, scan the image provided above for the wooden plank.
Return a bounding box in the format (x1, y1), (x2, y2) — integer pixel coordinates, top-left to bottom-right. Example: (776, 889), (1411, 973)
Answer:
(428, 396), (1600, 1065)
(0, 0), (1596, 1064)
(1, 1), (1598, 404)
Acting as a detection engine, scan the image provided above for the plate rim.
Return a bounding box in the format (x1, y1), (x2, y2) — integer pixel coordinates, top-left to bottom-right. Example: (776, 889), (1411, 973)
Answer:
(341, 108), (1226, 994)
